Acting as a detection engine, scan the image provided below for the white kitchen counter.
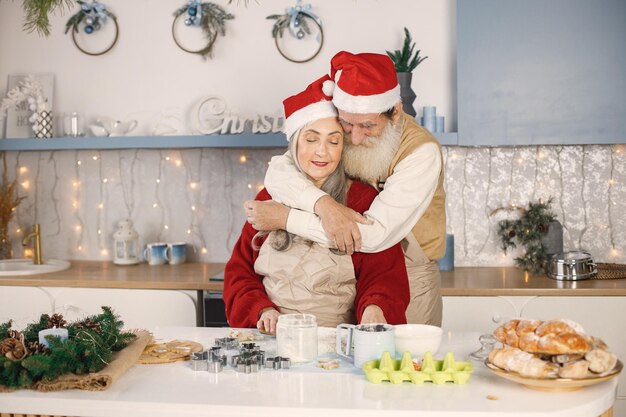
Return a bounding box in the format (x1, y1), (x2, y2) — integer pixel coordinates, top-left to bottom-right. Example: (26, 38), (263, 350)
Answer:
(0, 327), (617, 417)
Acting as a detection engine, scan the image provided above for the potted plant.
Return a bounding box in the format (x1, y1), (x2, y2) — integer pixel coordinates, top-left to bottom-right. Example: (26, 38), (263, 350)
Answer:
(386, 27), (428, 117)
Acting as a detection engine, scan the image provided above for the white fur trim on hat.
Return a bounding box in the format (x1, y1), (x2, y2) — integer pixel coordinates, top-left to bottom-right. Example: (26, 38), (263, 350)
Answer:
(332, 83), (401, 114)
(284, 100), (338, 140)
(322, 79), (335, 96)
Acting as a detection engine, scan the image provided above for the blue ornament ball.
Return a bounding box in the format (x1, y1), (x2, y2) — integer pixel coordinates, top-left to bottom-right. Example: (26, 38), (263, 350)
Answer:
(188, 6), (197, 16)
(84, 25), (94, 34)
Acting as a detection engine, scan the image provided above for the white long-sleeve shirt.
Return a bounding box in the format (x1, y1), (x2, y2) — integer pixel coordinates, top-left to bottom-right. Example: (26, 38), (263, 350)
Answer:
(264, 142), (442, 253)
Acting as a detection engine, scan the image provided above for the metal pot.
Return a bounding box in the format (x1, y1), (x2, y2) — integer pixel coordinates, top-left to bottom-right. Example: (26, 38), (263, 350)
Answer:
(545, 251), (597, 281)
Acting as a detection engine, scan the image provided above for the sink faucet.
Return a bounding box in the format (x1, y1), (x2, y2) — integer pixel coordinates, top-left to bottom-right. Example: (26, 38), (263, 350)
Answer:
(22, 223), (42, 265)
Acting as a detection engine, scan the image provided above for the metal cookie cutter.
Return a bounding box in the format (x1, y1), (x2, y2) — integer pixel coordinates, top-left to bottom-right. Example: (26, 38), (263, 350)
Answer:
(215, 337), (239, 349)
(209, 346), (227, 367)
(265, 356), (291, 370)
(208, 359), (223, 373)
(191, 351), (208, 371)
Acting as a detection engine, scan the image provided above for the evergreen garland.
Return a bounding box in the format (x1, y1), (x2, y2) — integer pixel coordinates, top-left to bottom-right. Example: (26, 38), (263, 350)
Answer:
(0, 306), (136, 389)
(18, 0), (75, 37)
(496, 199), (557, 274)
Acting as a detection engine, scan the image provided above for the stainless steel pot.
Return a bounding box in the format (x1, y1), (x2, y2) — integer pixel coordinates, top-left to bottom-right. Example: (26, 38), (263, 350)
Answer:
(546, 251), (597, 281)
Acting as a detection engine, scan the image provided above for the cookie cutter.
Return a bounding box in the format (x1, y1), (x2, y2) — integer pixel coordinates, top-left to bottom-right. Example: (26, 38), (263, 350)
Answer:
(230, 343), (266, 372)
(265, 356), (291, 370)
(209, 346), (228, 366)
(190, 351), (208, 371)
(215, 337), (239, 349)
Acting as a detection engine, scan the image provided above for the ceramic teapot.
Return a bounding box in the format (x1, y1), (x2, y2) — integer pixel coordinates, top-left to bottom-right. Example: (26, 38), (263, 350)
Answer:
(98, 116), (138, 136)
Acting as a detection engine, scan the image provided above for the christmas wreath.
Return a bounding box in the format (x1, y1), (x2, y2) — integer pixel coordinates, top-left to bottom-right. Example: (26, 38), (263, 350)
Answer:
(172, 1), (235, 59)
(0, 307), (135, 389)
(495, 198), (558, 274)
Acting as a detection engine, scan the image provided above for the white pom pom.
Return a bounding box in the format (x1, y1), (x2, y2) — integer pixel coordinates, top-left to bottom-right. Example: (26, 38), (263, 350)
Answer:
(28, 97), (36, 104)
(29, 104), (37, 111)
(322, 80), (335, 97)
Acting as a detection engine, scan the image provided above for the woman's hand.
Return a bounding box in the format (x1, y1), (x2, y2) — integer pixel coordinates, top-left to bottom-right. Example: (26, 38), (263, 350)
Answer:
(361, 305), (387, 324)
(244, 200), (289, 231)
(257, 307), (281, 335)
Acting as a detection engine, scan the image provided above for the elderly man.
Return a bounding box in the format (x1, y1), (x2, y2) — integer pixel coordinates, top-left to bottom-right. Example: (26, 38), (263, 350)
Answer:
(246, 51), (446, 325)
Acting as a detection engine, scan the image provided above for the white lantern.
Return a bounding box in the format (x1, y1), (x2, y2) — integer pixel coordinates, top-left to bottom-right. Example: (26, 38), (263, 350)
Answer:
(113, 219), (139, 265)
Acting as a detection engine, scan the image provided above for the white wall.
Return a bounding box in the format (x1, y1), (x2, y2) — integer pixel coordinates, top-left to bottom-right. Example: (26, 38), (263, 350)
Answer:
(0, 0), (456, 135)
(1, 1), (624, 266)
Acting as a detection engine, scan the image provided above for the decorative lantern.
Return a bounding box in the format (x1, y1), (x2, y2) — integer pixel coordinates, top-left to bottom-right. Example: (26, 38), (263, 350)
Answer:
(113, 219), (139, 265)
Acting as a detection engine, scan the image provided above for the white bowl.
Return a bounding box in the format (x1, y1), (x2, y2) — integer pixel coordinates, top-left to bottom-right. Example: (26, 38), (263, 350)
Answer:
(394, 324), (443, 357)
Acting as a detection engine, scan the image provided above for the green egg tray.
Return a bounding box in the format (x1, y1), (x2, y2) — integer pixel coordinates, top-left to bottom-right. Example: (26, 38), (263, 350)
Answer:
(362, 351), (473, 385)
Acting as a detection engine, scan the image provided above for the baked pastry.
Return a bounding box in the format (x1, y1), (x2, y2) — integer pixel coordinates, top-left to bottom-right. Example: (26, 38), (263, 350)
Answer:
(139, 340), (203, 364)
(493, 319), (591, 355)
(558, 359), (590, 379)
(585, 348), (617, 375)
(488, 347), (559, 378)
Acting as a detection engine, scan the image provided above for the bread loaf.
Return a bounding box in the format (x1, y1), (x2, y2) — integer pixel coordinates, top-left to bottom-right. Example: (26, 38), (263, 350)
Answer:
(493, 319), (591, 355)
(488, 346), (559, 378)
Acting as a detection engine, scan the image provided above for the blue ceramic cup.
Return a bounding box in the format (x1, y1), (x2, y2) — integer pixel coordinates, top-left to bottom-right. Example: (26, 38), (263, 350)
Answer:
(166, 242), (187, 265)
(143, 242), (168, 266)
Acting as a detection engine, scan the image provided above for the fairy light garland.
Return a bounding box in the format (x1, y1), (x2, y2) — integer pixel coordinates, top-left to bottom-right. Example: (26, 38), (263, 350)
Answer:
(2, 146), (623, 265)
(74, 152), (85, 253)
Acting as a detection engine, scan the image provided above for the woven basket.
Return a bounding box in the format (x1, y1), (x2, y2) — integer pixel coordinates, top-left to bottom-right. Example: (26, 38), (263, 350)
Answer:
(592, 263), (626, 280)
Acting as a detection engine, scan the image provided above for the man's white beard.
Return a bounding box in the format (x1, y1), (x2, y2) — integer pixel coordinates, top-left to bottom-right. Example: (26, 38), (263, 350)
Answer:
(343, 121), (402, 184)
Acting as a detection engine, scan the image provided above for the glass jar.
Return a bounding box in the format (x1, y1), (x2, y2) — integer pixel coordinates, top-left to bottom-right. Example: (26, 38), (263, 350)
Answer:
(276, 313), (317, 363)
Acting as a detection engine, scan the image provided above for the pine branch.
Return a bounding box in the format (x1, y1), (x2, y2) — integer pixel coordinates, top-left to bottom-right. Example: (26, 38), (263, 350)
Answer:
(21, 0), (75, 37)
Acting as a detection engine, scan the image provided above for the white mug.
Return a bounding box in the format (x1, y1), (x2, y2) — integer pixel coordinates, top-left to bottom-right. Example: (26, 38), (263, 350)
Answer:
(336, 323), (395, 368)
(166, 242), (187, 265)
(143, 242), (168, 266)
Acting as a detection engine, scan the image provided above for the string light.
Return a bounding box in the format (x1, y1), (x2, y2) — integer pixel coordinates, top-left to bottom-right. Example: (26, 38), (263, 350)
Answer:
(153, 203), (158, 208)
(21, 180), (30, 189)
(247, 184), (252, 189)
(92, 155), (98, 161)
(239, 155), (247, 163)
(201, 248), (208, 254)
(190, 182), (198, 189)
(19, 166), (27, 174)
(191, 205), (196, 211)
(164, 225), (169, 230)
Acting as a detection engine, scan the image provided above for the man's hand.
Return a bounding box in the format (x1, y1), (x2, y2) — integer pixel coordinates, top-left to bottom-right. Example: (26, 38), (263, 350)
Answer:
(257, 307), (280, 335)
(244, 200), (289, 231)
(360, 305), (387, 324)
(314, 195), (372, 254)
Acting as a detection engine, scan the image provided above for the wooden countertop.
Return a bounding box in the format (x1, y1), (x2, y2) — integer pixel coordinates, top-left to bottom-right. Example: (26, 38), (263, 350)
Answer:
(1, 261), (625, 296)
(0, 260), (226, 291)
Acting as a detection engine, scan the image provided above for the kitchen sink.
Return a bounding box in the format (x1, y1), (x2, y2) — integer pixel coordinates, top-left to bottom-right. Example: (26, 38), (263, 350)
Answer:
(0, 259), (71, 276)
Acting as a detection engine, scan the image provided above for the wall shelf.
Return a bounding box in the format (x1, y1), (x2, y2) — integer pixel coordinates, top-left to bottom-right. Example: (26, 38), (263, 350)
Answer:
(0, 132), (458, 151)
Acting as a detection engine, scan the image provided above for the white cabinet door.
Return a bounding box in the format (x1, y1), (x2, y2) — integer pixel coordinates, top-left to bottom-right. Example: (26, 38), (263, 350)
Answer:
(442, 296), (518, 333)
(47, 288), (197, 328)
(521, 296), (626, 399)
(0, 286), (54, 329)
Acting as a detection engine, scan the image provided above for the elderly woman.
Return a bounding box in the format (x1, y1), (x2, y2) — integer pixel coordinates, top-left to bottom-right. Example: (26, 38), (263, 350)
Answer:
(223, 75), (409, 334)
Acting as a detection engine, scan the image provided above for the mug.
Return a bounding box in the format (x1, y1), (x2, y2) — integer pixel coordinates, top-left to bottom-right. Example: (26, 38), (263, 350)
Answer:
(336, 323), (395, 368)
(166, 242), (187, 265)
(143, 242), (168, 266)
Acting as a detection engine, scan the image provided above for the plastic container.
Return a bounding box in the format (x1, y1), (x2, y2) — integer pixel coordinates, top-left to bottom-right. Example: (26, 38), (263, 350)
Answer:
(363, 351), (473, 385)
(276, 313), (318, 363)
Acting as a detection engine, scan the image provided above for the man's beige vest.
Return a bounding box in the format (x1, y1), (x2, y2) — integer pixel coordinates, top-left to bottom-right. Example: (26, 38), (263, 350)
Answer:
(381, 112), (446, 260)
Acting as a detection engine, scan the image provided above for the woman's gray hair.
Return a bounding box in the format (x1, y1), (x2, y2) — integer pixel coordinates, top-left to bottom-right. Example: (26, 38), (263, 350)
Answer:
(252, 126), (349, 252)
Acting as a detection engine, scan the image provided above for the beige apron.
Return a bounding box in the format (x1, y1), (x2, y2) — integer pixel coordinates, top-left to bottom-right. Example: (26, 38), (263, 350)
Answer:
(254, 233), (357, 327)
(402, 233), (443, 326)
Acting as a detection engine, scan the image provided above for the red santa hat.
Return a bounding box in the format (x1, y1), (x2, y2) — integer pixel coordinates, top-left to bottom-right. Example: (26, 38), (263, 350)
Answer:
(325, 51), (400, 114)
(283, 75), (338, 140)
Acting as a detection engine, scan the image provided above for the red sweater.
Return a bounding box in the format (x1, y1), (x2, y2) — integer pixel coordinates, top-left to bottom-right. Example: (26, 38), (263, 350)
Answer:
(223, 181), (409, 328)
